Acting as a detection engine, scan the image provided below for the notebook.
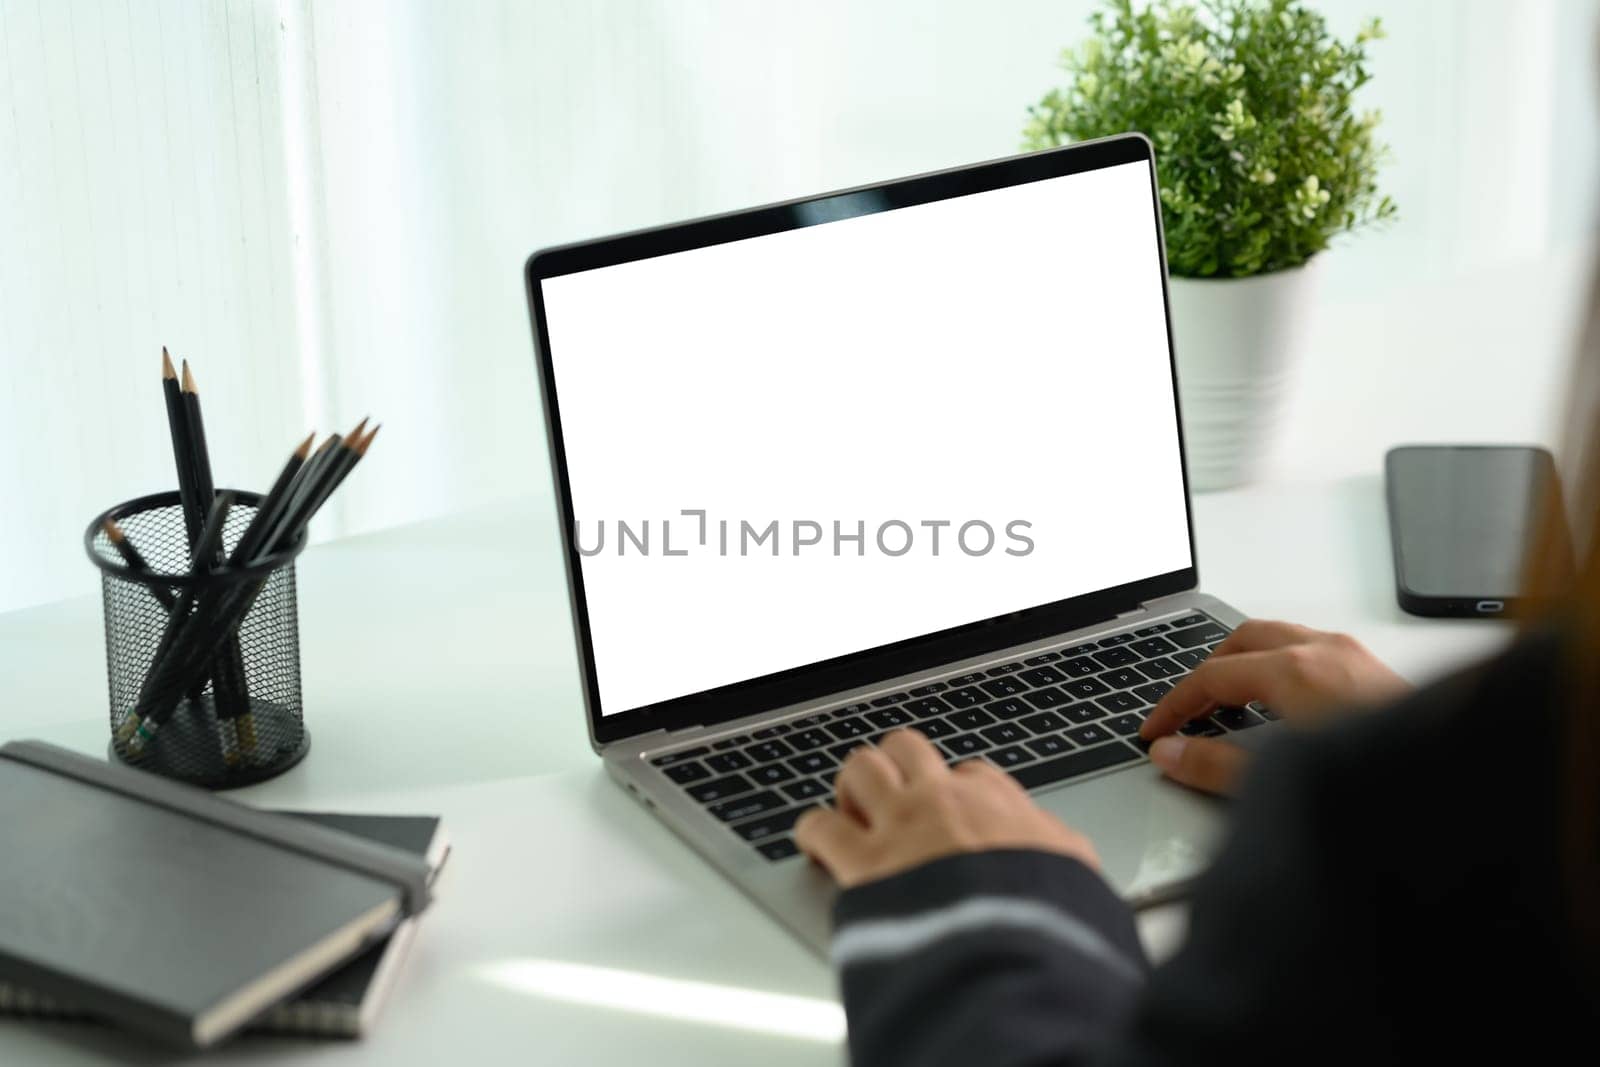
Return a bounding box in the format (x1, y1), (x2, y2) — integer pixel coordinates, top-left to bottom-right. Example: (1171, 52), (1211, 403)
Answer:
(0, 741), (432, 1048)
(0, 812), (450, 1039)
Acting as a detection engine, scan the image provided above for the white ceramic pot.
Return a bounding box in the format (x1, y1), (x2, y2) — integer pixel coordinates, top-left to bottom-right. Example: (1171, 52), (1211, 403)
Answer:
(1167, 261), (1320, 491)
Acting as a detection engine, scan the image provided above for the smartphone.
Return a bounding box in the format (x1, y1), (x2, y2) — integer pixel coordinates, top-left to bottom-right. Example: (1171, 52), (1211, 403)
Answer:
(1385, 445), (1571, 618)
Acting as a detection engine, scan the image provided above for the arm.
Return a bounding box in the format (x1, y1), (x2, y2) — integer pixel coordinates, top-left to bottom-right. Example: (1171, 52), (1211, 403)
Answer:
(835, 850), (1148, 1067)
(796, 735), (1150, 1067)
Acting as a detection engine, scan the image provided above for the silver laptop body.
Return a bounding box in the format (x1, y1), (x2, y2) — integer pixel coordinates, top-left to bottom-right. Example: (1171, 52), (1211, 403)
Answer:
(525, 134), (1259, 955)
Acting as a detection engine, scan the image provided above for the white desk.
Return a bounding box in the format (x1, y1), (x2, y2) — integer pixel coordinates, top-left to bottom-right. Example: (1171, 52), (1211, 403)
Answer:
(0, 479), (1507, 1065)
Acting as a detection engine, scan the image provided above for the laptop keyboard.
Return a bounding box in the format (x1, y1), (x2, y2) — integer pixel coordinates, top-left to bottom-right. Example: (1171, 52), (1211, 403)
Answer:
(648, 612), (1276, 862)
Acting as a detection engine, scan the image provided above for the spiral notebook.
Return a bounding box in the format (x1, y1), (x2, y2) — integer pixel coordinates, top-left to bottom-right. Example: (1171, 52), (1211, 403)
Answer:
(0, 808), (448, 1040)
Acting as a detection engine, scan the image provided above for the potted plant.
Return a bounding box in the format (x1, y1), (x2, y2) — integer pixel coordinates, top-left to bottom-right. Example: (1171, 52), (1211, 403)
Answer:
(1024, 0), (1395, 489)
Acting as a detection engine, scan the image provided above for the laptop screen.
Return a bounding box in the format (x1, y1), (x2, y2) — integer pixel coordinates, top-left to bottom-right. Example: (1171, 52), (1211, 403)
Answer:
(536, 152), (1192, 721)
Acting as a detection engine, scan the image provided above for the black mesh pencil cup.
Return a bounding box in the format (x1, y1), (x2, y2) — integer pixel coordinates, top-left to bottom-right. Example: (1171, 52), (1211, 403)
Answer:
(85, 490), (310, 788)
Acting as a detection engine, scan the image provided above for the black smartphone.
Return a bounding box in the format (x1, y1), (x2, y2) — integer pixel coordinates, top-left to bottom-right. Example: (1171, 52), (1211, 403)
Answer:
(1385, 445), (1571, 618)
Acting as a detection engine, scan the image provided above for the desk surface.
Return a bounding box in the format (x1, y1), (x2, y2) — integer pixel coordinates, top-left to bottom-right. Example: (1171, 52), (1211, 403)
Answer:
(0, 479), (1508, 1065)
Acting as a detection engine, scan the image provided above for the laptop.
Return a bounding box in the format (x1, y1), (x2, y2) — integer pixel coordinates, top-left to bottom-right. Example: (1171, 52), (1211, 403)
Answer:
(523, 133), (1269, 954)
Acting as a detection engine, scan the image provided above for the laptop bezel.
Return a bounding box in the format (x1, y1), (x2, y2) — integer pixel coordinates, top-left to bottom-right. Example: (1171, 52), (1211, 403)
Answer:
(525, 132), (1199, 748)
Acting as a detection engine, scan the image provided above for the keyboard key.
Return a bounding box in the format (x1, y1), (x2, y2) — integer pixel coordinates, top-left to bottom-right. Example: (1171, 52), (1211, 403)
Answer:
(1104, 713), (1144, 736)
(944, 687), (986, 709)
(1251, 702), (1280, 721)
(830, 739), (870, 762)
(746, 740), (794, 762)
(711, 791), (786, 822)
(749, 762), (795, 786)
(941, 733), (991, 757)
(947, 672), (987, 686)
(1064, 702), (1105, 724)
(1170, 623), (1229, 648)
(1132, 681), (1173, 705)
(792, 713), (830, 728)
(947, 708), (997, 731)
(731, 804), (813, 841)
(826, 716), (870, 739)
(706, 751), (752, 773)
(986, 697), (1033, 718)
(912, 717), (957, 739)
(985, 662), (1024, 676)
(789, 728), (833, 752)
(980, 677), (1026, 698)
(1101, 667), (1145, 689)
(980, 723), (1027, 745)
(1139, 656), (1184, 679)
(1025, 733), (1074, 758)
(1171, 649), (1208, 670)
(1060, 656), (1099, 677)
(818, 768), (839, 787)
(688, 774), (754, 804)
(1063, 677), (1110, 699)
(866, 706), (914, 730)
(1023, 652), (1062, 665)
(908, 682), (947, 697)
(664, 761), (711, 785)
(751, 724), (792, 739)
(871, 693), (909, 707)
(838, 702), (872, 715)
(1180, 718), (1225, 737)
(787, 752), (836, 776)
(1171, 614), (1208, 628)
(1098, 632), (1138, 647)
(782, 778), (830, 801)
(1019, 711), (1068, 734)
(1096, 692), (1143, 714)
(1018, 666), (1066, 688)
(652, 746), (710, 767)
(1021, 687), (1070, 709)
(1214, 706), (1264, 731)
(712, 734), (752, 750)
(1062, 643), (1098, 656)
(1130, 636), (1177, 657)
(904, 697), (954, 719)
(1066, 724), (1113, 746)
(987, 745), (1032, 769)
(1009, 740), (1140, 789)
(756, 837), (800, 861)
(1093, 647), (1139, 669)
(1133, 623), (1170, 637)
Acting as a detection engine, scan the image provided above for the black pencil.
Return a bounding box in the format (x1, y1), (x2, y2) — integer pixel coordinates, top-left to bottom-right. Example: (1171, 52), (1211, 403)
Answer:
(102, 520), (176, 611)
(180, 361), (218, 513)
(122, 492), (236, 754)
(161, 348), (203, 548)
(230, 432), (316, 565)
(134, 423), (382, 755)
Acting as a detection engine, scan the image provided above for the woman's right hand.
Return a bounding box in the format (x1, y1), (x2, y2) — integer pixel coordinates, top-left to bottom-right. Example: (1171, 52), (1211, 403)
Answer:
(1139, 620), (1409, 796)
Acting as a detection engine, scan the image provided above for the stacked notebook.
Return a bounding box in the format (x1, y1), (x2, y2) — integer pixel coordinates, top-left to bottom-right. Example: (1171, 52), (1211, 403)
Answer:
(0, 741), (448, 1048)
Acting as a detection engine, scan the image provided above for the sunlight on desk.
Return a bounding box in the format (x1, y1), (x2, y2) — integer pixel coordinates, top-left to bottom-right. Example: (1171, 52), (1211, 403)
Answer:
(477, 960), (847, 1043)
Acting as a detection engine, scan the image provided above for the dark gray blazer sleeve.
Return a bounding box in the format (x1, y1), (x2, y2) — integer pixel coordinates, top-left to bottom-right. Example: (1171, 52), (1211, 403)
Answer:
(832, 849), (1151, 1067)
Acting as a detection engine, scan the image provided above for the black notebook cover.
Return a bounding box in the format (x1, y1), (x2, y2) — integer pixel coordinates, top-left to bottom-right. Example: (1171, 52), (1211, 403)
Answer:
(0, 742), (432, 1048)
(0, 811), (448, 1039)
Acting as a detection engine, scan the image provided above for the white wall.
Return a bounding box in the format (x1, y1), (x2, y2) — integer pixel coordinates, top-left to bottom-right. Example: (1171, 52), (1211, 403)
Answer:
(1, 0), (1598, 612)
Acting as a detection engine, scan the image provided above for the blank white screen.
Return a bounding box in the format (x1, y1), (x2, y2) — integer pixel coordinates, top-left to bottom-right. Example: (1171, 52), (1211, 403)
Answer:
(541, 159), (1192, 715)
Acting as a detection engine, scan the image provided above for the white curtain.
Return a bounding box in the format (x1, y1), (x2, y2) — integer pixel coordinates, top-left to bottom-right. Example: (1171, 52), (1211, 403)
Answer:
(2, 0), (1597, 613)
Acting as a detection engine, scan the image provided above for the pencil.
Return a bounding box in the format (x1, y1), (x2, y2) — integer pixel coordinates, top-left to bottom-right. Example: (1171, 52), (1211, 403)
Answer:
(180, 361), (217, 515)
(102, 520), (176, 611)
(121, 492), (236, 754)
(161, 349), (203, 548)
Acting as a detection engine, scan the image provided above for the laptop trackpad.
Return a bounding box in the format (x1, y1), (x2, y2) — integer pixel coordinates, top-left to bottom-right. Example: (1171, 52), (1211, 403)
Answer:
(1034, 762), (1228, 905)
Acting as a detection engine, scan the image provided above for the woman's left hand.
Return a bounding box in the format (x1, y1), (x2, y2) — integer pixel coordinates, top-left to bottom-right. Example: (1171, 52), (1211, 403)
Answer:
(795, 729), (1099, 889)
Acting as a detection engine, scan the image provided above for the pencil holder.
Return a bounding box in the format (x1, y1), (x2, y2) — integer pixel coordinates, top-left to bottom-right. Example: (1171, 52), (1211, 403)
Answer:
(84, 490), (310, 788)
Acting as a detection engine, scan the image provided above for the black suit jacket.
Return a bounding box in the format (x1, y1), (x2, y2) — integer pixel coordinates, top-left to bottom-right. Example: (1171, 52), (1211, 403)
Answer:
(832, 633), (1597, 1065)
